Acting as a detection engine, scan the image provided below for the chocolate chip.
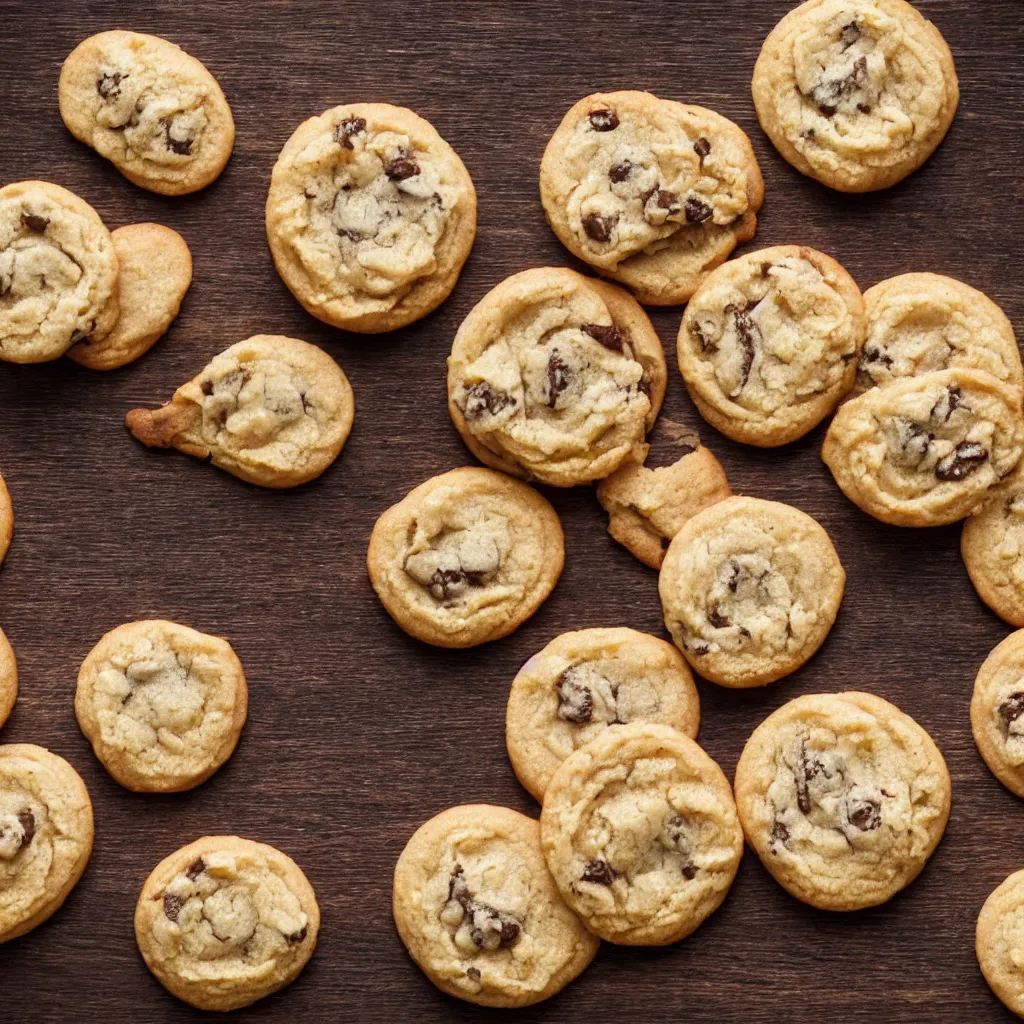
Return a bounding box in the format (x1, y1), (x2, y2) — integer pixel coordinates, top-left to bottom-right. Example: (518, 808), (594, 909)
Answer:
(893, 420), (934, 468)
(333, 116), (367, 149)
(861, 344), (893, 368)
(430, 568), (470, 601)
(16, 809), (34, 849)
(499, 919), (520, 944)
(643, 187), (679, 213)
(693, 137), (711, 159)
(609, 160), (634, 183)
(448, 865), (472, 909)
(999, 693), (1024, 726)
(162, 120), (193, 156)
(849, 798), (881, 832)
(465, 381), (515, 418)
(556, 670), (593, 724)
(814, 55), (868, 117)
(708, 608), (730, 629)
(935, 441), (988, 482)
(286, 925), (308, 944)
(726, 560), (742, 593)
(467, 967), (481, 982)
(857, 103), (872, 114)
(444, 865), (520, 950)
(588, 109), (619, 132)
(582, 323), (625, 352)
(771, 820), (790, 850)
(581, 859), (615, 885)
(96, 71), (125, 100)
(684, 196), (713, 224)
(163, 893), (183, 922)
(840, 21), (861, 48)
(546, 352), (570, 408)
(21, 212), (48, 233)
(185, 857), (206, 881)
(582, 212), (616, 243)
(930, 384), (963, 423)
(385, 152), (420, 180)
(724, 301), (761, 392)
(201, 379), (214, 396)
(818, 103), (838, 118)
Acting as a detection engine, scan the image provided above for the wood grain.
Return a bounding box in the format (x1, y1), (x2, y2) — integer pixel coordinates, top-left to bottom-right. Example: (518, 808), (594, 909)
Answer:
(0, 0), (1022, 1019)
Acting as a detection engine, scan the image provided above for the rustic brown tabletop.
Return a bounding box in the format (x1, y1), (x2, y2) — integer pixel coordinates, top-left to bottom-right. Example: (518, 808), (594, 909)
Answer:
(0, 0), (1021, 1019)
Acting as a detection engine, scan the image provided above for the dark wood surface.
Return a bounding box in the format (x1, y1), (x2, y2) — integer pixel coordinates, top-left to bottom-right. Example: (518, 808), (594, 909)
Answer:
(0, 0), (1021, 1019)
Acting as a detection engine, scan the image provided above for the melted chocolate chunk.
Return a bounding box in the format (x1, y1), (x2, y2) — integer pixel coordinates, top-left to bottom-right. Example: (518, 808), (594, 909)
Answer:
(861, 344), (893, 368)
(185, 857), (206, 881)
(16, 809), (35, 849)
(430, 568), (478, 601)
(465, 381), (515, 418)
(163, 893), (183, 923)
(466, 967), (481, 982)
(643, 187), (679, 213)
(546, 352), (571, 408)
(815, 55), (868, 117)
(163, 120), (193, 156)
(333, 116), (367, 149)
(556, 670), (593, 724)
(684, 196), (714, 224)
(588, 109), (619, 132)
(582, 212), (616, 243)
(581, 859), (615, 885)
(582, 322), (625, 352)
(444, 865), (521, 950)
(286, 925), (308, 944)
(724, 301), (760, 392)
(609, 160), (634, 183)
(21, 212), (49, 233)
(693, 137), (711, 159)
(385, 152), (421, 180)
(935, 441), (988, 482)
(770, 820), (790, 850)
(849, 798), (881, 832)
(707, 608), (730, 629)
(999, 692), (1024, 726)
(930, 384), (963, 423)
(96, 71), (125, 100)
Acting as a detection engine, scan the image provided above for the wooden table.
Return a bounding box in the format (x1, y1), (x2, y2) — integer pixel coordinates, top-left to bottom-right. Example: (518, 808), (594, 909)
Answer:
(0, 0), (1021, 1019)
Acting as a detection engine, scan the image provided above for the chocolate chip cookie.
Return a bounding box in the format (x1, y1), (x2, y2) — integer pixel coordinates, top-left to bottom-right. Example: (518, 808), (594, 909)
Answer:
(540, 91), (764, 305)
(59, 31), (235, 195)
(447, 267), (666, 486)
(393, 804), (598, 1007)
(823, 368), (1024, 527)
(367, 467), (564, 648)
(540, 723), (743, 945)
(125, 334), (355, 488)
(659, 496), (845, 687)
(0, 629), (17, 730)
(0, 180), (119, 363)
(677, 245), (865, 446)
(267, 102), (476, 333)
(0, 743), (94, 943)
(977, 868), (1024, 1018)
(970, 631), (1024, 798)
(0, 469), (11, 568)
(752, 0), (959, 192)
(734, 691), (951, 910)
(135, 836), (319, 1011)
(506, 628), (700, 801)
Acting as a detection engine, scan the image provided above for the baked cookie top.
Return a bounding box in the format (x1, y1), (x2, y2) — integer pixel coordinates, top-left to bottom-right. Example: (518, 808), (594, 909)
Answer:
(0, 628), (17, 731)
(678, 245), (865, 447)
(977, 868), (1024, 1018)
(59, 31), (235, 195)
(0, 469), (11, 568)
(970, 631), (1024, 799)
(125, 334), (355, 488)
(823, 368), (1024, 527)
(134, 836), (319, 1011)
(392, 804), (598, 1008)
(367, 467), (564, 648)
(0, 180), (119, 364)
(539, 723), (742, 946)
(659, 496), (845, 687)
(734, 691), (950, 910)
(266, 103), (476, 333)
(752, 0), (958, 192)
(447, 267), (666, 487)
(540, 91), (763, 305)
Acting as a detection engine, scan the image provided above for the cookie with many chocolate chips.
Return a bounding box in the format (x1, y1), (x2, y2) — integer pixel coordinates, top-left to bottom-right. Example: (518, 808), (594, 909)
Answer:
(447, 267), (666, 486)
(540, 723), (742, 945)
(0, 743), (94, 943)
(678, 245), (865, 446)
(59, 31), (235, 195)
(267, 103), (476, 332)
(135, 836), (319, 1011)
(823, 368), (1024, 527)
(752, 0), (958, 192)
(393, 804), (598, 1007)
(506, 628), (700, 801)
(970, 631), (1024, 798)
(659, 496), (845, 687)
(734, 692), (950, 910)
(367, 467), (564, 648)
(0, 628), (17, 730)
(125, 334), (355, 488)
(977, 868), (1024, 1018)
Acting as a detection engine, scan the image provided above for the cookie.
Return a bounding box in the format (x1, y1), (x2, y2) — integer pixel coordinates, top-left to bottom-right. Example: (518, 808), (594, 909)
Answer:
(752, 0), (959, 192)
(856, 273), (1023, 395)
(659, 496), (845, 688)
(0, 743), (94, 943)
(447, 267), (666, 487)
(75, 620), (247, 792)
(68, 224), (192, 371)
(0, 628), (17, 730)
(677, 245), (865, 447)
(266, 103), (476, 333)
(0, 469), (12, 567)
(539, 723), (742, 945)
(822, 368), (1024, 527)
(540, 91), (763, 306)
(977, 868), (1024, 1018)
(969, 631), (1024, 798)
(0, 180), (119, 364)
(59, 31), (235, 195)
(135, 836), (319, 1011)
(506, 628), (700, 801)
(393, 804), (598, 1008)
(125, 334), (355, 488)
(367, 467), (564, 648)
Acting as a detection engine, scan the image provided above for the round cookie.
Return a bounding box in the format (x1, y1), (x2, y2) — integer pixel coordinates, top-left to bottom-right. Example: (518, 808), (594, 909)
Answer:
(539, 723), (742, 945)
(540, 91), (764, 305)
(447, 267), (666, 487)
(135, 836), (319, 1011)
(970, 631), (1024, 798)
(393, 804), (598, 1008)
(0, 743), (94, 943)
(75, 620), (247, 792)
(977, 868), (1024, 1018)
(0, 180), (119, 363)
(822, 368), (1024, 527)
(266, 102), (476, 333)
(677, 245), (865, 447)
(734, 691), (950, 910)
(367, 467), (564, 648)
(69, 223), (192, 370)
(59, 31), (235, 195)
(752, 0), (959, 192)
(0, 469), (12, 567)
(506, 628), (700, 801)
(0, 628), (17, 730)
(125, 334), (355, 488)
(659, 496), (845, 687)
(856, 273), (1023, 395)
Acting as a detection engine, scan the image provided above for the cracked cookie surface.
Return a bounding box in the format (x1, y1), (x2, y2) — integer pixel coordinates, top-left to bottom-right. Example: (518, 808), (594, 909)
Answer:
(125, 334), (355, 488)
(75, 620), (247, 792)
(59, 31), (235, 195)
(734, 692), (950, 910)
(752, 0), (958, 192)
(970, 631), (1024, 799)
(0, 628), (17, 730)
(135, 835), (318, 1011)
(540, 91), (763, 305)
(539, 723), (742, 945)
(393, 804), (598, 1008)
(977, 868), (1024, 1019)
(367, 467), (564, 648)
